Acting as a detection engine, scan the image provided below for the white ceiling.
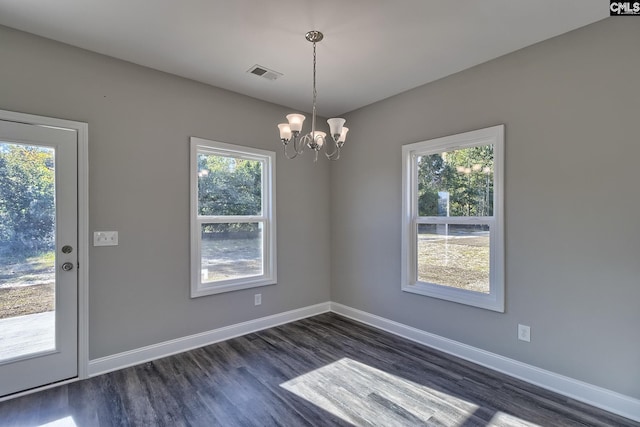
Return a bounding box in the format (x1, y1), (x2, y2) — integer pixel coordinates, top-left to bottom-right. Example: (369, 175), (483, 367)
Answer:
(0, 1), (607, 117)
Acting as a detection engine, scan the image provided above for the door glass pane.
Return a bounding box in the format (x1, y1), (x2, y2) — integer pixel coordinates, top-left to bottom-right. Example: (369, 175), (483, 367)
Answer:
(200, 222), (263, 283)
(197, 153), (262, 216)
(417, 145), (493, 217)
(417, 223), (490, 294)
(0, 142), (56, 362)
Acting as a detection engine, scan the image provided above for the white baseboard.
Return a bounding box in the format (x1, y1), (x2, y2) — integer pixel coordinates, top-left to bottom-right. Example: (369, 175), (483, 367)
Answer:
(330, 302), (640, 423)
(88, 300), (639, 422)
(88, 302), (331, 377)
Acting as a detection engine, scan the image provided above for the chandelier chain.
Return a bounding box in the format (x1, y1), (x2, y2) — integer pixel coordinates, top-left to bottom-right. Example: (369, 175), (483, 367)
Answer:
(311, 40), (317, 139)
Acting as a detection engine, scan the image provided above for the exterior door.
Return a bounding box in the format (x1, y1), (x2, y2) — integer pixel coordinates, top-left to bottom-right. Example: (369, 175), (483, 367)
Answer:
(0, 119), (78, 396)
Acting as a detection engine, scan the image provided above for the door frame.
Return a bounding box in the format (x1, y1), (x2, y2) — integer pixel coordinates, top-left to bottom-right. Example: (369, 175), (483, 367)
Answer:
(0, 109), (89, 394)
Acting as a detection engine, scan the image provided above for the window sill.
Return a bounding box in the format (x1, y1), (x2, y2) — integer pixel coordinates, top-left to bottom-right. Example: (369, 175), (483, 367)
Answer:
(402, 282), (504, 312)
(191, 277), (277, 298)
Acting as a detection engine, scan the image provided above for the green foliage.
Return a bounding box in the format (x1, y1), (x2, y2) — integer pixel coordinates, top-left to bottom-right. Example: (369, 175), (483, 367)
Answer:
(198, 153), (262, 234)
(418, 145), (494, 217)
(0, 144), (55, 256)
(418, 153), (448, 216)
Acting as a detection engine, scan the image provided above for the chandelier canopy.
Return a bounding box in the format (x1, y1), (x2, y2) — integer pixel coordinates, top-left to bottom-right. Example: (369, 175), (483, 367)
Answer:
(277, 31), (348, 161)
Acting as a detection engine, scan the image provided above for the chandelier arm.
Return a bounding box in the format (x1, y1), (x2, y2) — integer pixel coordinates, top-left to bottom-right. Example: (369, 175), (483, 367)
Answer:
(325, 147), (341, 161)
(283, 144), (300, 160)
(292, 135), (301, 154)
(324, 139), (339, 158)
(292, 133), (305, 155)
(299, 133), (313, 152)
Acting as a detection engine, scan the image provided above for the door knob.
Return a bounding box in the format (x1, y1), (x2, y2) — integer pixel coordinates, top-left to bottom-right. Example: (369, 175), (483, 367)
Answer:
(61, 262), (74, 271)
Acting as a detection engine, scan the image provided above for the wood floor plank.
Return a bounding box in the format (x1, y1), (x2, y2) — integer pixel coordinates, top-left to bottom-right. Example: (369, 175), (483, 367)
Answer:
(0, 313), (637, 427)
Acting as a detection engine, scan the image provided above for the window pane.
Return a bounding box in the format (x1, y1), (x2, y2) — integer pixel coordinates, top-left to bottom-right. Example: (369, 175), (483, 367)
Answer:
(0, 143), (56, 360)
(197, 153), (262, 216)
(417, 145), (493, 217)
(417, 224), (490, 294)
(200, 223), (262, 283)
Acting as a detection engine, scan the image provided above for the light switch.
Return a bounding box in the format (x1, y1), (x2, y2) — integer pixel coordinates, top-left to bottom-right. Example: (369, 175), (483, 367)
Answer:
(94, 231), (118, 246)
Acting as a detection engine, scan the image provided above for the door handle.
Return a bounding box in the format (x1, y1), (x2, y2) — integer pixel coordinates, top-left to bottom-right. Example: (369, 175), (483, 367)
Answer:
(61, 262), (74, 271)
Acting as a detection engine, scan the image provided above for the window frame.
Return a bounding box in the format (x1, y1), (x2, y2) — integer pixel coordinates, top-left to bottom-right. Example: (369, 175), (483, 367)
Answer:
(401, 125), (504, 312)
(190, 137), (277, 297)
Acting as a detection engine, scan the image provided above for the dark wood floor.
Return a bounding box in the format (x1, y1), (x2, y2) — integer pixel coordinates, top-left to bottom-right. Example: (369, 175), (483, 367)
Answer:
(0, 313), (637, 426)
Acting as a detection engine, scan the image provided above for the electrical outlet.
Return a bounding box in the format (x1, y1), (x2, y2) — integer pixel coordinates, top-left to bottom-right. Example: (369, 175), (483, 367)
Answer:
(518, 324), (531, 342)
(254, 293), (262, 306)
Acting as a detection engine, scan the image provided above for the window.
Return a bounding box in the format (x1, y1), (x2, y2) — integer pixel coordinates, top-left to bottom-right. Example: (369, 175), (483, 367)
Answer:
(401, 125), (504, 312)
(190, 137), (276, 297)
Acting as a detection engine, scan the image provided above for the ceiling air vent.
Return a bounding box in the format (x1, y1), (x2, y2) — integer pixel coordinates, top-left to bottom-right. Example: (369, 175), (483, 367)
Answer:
(247, 64), (283, 81)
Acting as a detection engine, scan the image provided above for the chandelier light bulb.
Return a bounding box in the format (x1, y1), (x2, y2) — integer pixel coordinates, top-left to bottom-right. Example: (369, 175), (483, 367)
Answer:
(312, 131), (326, 148)
(278, 123), (292, 141)
(286, 114), (306, 133)
(338, 127), (349, 144)
(327, 118), (346, 139)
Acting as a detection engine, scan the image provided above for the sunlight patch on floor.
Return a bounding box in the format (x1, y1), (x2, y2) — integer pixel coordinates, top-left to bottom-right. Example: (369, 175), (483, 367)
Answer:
(38, 416), (78, 427)
(489, 411), (540, 426)
(281, 357), (540, 426)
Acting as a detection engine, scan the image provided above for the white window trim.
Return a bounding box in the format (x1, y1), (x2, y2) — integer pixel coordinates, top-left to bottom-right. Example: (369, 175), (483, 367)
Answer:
(401, 125), (504, 312)
(190, 137), (277, 297)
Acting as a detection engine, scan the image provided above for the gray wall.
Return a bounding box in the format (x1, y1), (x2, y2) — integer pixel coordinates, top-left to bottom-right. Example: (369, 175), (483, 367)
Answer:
(0, 25), (331, 359)
(1, 17), (638, 401)
(332, 18), (640, 399)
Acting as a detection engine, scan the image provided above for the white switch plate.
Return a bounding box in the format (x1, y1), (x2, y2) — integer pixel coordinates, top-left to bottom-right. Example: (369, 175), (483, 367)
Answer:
(94, 231), (118, 246)
(518, 324), (531, 342)
(254, 293), (262, 306)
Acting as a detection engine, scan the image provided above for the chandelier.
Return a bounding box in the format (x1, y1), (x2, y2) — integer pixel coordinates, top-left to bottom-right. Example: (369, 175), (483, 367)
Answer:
(277, 31), (348, 161)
